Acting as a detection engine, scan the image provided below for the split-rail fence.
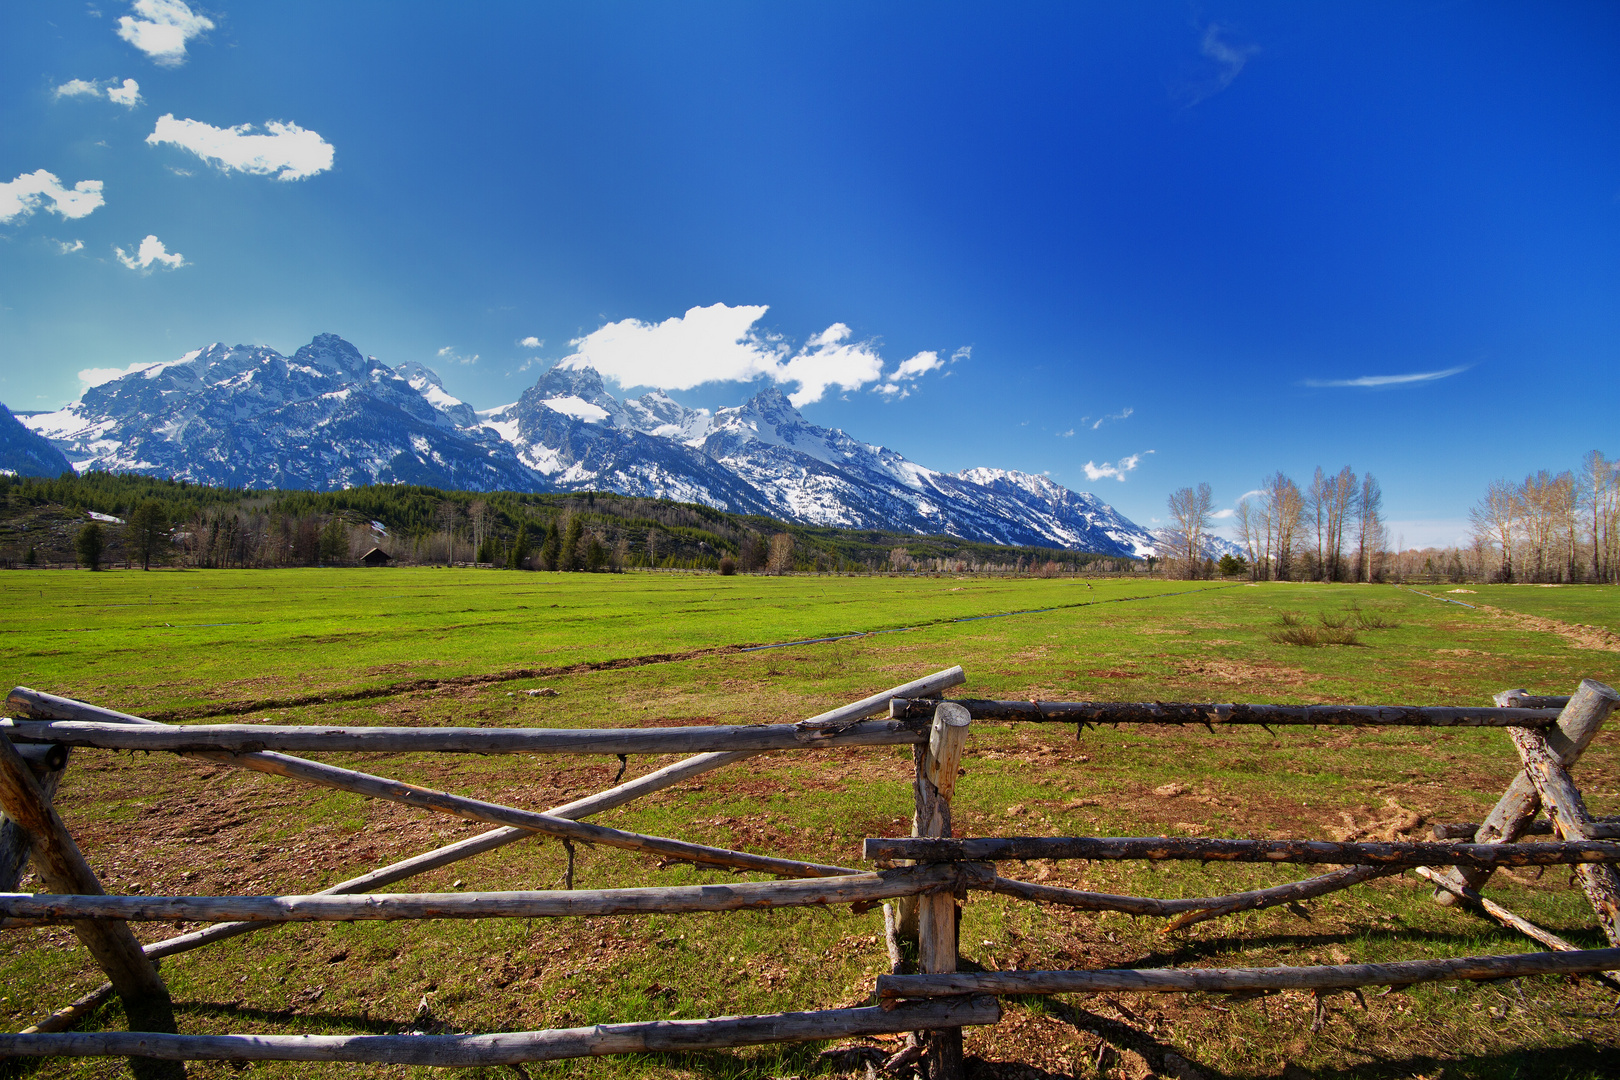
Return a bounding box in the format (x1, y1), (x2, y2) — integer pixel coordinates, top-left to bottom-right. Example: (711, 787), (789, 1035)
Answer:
(1, 668), (1618, 1078)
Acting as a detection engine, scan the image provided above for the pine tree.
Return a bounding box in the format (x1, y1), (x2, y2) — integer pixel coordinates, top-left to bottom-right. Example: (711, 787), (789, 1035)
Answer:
(128, 500), (169, 570)
(509, 524), (532, 569)
(560, 516), (584, 571)
(75, 521), (105, 571)
(319, 515), (349, 565)
(540, 520), (561, 571)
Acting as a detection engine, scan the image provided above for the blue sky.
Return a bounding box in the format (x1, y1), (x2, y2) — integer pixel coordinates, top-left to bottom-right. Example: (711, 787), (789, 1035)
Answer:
(2, 2), (1617, 545)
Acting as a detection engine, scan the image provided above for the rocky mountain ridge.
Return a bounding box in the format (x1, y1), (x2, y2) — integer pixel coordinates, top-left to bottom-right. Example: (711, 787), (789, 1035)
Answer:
(17, 333), (1162, 557)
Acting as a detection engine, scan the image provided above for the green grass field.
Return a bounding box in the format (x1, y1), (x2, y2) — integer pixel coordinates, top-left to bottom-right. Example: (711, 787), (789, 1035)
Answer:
(3, 568), (1620, 1079)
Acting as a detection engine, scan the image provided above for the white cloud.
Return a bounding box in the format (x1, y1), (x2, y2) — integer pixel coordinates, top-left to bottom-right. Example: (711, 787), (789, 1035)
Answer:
(874, 349), (945, 399)
(146, 114), (335, 181)
(773, 323), (886, 406)
(79, 360), (164, 387)
(1057, 428), (1074, 438)
(0, 170), (105, 224)
(107, 78), (142, 107)
(561, 303), (890, 407)
(115, 233), (185, 271)
(1302, 365), (1469, 389)
(55, 77), (141, 106)
(437, 346), (478, 366)
(55, 78), (102, 98)
(1090, 406), (1133, 430)
(892, 350), (942, 381)
(55, 239), (85, 253)
(117, 0), (213, 66)
(1081, 451), (1152, 483)
(1212, 508), (1235, 519)
(519, 336), (543, 348)
(950, 346), (971, 363)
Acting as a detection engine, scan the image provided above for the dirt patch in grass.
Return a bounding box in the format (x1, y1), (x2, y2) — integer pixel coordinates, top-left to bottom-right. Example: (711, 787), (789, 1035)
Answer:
(1171, 657), (1314, 689)
(1474, 601), (1620, 654)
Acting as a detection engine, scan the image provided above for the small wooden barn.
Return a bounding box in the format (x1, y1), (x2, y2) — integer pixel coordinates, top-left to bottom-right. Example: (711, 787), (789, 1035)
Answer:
(358, 547), (393, 567)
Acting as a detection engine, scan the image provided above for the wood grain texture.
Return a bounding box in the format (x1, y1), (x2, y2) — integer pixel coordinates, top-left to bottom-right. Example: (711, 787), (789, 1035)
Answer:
(1511, 726), (1620, 945)
(22, 748), (762, 1035)
(0, 997), (1003, 1065)
(0, 864), (988, 923)
(878, 949), (1620, 998)
(0, 736), (183, 1078)
(886, 698), (1560, 727)
(867, 835), (1620, 867)
(0, 716), (929, 755)
(1442, 679), (1620, 903)
(795, 667), (965, 729)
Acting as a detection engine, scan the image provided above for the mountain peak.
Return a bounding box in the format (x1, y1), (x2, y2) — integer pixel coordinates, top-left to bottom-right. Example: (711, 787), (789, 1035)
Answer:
(293, 333), (371, 377)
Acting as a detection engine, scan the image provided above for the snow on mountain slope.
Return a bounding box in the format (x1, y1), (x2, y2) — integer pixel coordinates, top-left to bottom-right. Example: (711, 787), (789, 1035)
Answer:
(0, 403), (73, 477)
(20, 335), (535, 491)
(1146, 529), (1247, 560)
(14, 334), (1160, 555)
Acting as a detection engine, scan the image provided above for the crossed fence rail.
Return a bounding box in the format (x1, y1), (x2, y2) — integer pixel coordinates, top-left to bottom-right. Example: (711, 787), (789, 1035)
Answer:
(1, 668), (1617, 1078)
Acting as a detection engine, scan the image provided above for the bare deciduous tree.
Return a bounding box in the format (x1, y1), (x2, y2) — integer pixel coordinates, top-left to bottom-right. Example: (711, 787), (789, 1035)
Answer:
(1469, 479), (1519, 582)
(1259, 472), (1303, 580)
(1355, 473), (1385, 582)
(768, 532), (794, 575)
(1166, 482), (1214, 579)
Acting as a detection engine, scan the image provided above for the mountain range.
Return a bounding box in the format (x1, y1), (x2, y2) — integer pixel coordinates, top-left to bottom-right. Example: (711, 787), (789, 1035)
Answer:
(16, 333), (1179, 558)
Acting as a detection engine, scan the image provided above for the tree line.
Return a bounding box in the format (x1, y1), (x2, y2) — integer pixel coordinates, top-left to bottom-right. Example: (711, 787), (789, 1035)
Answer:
(1162, 449), (1618, 584)
(0, 471), (1144, 575)
(1467, 451), (1619, 583)
(1163, 467), (1388, 581)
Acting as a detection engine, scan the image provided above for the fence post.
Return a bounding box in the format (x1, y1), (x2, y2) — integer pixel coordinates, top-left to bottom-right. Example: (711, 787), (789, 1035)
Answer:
(0, 735), (185, 1080)
(896, 689), (948, 942)
(1509, 725), (1620, 944)
(0, 744), (70, 891)
(1434, 680), (1619, 905)
(917, 702), (971, 1080)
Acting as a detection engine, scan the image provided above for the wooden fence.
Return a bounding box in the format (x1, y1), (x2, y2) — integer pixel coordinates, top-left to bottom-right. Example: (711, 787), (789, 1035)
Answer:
(2, 669), (1618, 1078)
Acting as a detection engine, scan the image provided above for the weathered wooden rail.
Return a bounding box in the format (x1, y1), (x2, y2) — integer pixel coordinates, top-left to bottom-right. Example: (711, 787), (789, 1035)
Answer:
(4, 670), (1619, 1079)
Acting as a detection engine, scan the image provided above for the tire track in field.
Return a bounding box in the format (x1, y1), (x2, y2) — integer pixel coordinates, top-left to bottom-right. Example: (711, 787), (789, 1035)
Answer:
(150, 584), (1237, 721)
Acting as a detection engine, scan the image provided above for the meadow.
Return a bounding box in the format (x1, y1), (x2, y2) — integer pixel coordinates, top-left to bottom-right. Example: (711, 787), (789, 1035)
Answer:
(2, 569), (1619, 1079)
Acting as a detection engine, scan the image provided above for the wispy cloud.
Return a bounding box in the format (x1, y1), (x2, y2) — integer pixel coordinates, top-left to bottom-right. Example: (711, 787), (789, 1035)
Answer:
(115, 233), (185, 271)
(1090, 406), (1133, 430)
(1057, 428), (1075, 438)
(1302, 365), (1468, 389)
(950, 346), (971, 363)
(1212, 508), (1235, 519)
(1082, 451), (1153, 483)
(1181, 25), (1259, 106)
(147, 114), (335, 181)
(0, 170), (105, 223)
(437, 346), (478, 366)
(117, 0), (213, 66)
(519, 336), (543, 348)
(55, 239), (85, 253)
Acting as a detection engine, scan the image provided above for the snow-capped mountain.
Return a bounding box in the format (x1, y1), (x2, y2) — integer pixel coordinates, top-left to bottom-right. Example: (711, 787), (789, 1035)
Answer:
(16, 333), (1160, 556)
(20, 335), (536, 491)
(1147, 529), (1247, 561)
(0, 403), (72, 477)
